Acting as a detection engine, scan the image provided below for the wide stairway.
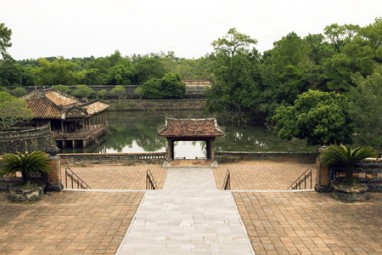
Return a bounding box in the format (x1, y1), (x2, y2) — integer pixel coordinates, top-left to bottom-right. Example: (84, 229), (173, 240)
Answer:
(116, 167), (255, 255)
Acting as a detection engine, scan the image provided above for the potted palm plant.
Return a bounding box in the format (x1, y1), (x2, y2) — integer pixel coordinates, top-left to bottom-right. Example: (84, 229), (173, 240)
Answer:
(320, 144), (378, 201)
(0, 151), (51, 201)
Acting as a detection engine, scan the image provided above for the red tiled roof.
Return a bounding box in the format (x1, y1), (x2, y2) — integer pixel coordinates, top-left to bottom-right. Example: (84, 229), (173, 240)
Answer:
(22, 89), (109, 119)
(158, 118), (224, 138)
(83, 101), (109, 116)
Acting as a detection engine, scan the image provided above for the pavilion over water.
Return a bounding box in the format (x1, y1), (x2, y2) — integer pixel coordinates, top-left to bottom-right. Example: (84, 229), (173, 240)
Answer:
(22, 89), (109, 148)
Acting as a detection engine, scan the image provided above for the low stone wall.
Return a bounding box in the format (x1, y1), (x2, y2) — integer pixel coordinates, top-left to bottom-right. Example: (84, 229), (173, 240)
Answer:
(0, 125), (56, 154)
(107, 99), (206, 111)
(60, 151), (317, 165)
(59, 152), (167, 165)
(215, 151), (318, 164)
(331, 160), (382, 192)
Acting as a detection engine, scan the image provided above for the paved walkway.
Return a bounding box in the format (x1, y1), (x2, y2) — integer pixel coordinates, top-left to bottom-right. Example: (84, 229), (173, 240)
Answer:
(116, 168), (255, 255)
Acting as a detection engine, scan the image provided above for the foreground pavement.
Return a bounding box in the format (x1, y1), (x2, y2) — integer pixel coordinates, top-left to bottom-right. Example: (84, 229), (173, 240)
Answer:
(235, 191), (382, 255)
(116, 168), (255, 255)
(1, 161), (381, 255)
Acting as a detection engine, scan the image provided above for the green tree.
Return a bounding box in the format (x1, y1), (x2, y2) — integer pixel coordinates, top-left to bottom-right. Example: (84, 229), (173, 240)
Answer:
(207, 28), (261, 122)
(212, 28), (257, 57)
(97, 88), (108, 99)
(348, 69), (382, 148)
(52, 84), (71, 94)
(131, 54), (167, 84)
(273, 90), (353, 145)
(71, 85), (94, 101)
(138, 73), (186, 99)
(34, 57), (79, 86)
(0, 91), (33, 130)
(110, 85), (126, 100)
(11, 87), (27, 97)
(0, 22), (12, 59)
(0, 59), (23, 86)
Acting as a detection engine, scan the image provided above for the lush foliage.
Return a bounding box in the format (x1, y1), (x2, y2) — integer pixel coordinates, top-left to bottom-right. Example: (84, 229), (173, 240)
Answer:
(348, 68), (382, 147)
(110, 85), (126, 100)
(137, 73), (186, 99)
(52, 84), (71, 94)
(320, 144), (378, 182)
(1, 18), (382, 148)
(71, 84), (94, 101)
(0, 91), (33, 130)
(273, 90), (352, 145)
(0, 23), (12, 59)
(0, 151), (51, 184)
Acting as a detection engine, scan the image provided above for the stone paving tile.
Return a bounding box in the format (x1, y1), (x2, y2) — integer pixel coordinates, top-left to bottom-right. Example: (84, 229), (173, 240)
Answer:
(117, 168), (255, 254)
(214, 161), (316, 190)
(63, 163), (167, 190)
(0, 191), (143, 255)
(234, 191), (382, 255)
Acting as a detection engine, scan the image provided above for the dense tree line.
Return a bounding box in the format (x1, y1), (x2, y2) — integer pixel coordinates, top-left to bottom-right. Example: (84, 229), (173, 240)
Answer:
(1, 19), (382, 147)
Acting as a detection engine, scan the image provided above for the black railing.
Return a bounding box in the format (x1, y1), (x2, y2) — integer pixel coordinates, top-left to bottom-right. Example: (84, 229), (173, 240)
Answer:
(146, 169), (157, 190)
(222, 169), (231, 190)
(288, 168), (313, 190)
(65, 167), (91, 189)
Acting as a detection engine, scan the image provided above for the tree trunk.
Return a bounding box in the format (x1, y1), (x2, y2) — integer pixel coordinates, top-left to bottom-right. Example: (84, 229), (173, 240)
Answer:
(344, 164), (355, 184)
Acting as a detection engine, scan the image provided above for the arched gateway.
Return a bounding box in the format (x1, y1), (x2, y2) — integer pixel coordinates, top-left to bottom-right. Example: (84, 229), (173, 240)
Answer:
(158, 118), (224, 161)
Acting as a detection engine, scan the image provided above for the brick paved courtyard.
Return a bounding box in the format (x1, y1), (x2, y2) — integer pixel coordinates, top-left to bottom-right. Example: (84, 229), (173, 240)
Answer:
(1, 161), (381, 255)
(214, 161), (316, 190)
(234, 191), (382, 255)
(0, 191), (143, 255)
(63, 163), (167, 190)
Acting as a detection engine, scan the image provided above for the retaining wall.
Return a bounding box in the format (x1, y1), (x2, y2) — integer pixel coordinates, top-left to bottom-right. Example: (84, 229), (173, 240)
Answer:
(0, 125), (56, 154)
(107, 99), (206, 111)
(59, 152), (167, 165)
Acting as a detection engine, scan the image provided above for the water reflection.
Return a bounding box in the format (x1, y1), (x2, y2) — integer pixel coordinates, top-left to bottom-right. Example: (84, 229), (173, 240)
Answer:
(61, 110), (315, 155)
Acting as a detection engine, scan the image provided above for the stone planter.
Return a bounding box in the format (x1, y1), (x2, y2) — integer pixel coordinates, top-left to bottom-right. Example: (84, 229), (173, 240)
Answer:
(9, 183), (45, 202)
(332, 182), (370, 202)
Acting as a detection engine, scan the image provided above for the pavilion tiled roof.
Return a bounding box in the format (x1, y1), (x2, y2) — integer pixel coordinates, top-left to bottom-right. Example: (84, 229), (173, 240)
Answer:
(158, 118), (224, 138)
(83, 101), (110, 115)
(22, 89), (109, 119)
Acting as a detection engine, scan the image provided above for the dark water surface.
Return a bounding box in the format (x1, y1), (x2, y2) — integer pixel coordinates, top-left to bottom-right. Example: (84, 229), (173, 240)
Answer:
(62, 110), (315, 158)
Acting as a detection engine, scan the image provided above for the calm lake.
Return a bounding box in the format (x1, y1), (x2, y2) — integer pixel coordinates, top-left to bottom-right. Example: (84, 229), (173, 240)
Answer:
(62, 110), (315, 158)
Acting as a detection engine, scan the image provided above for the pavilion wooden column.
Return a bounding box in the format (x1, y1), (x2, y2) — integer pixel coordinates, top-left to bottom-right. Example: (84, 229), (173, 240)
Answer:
(206, 139), (211, 160)
(167, 138), (175, 161)
(210, 138), (215, 161)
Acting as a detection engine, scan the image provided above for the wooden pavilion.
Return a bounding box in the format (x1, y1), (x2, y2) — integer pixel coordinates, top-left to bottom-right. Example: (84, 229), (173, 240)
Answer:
(22, 89), (109, 148)
(158, 118), (224, 161)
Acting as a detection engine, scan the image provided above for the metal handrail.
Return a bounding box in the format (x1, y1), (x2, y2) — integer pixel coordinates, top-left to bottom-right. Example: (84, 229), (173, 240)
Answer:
(288, 168), (313, 190)
(146, 169), (157, 190)
(65, 167), (91, 189)
(222, 169), (231, 190)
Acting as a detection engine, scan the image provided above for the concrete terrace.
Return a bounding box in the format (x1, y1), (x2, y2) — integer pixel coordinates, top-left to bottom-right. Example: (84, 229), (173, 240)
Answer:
(0, 160), (381, 255)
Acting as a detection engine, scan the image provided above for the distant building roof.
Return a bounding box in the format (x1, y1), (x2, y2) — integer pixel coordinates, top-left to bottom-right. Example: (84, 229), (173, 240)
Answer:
(22, 89), (109, 119)
(158, 118), (224, 138)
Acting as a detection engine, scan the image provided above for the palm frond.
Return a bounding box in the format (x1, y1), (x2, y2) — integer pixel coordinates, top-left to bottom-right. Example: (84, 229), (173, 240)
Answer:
(320, 144), (378, 166)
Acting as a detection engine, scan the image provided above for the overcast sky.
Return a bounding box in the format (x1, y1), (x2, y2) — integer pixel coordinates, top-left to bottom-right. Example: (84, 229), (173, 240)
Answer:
(1, 0), (381, 60)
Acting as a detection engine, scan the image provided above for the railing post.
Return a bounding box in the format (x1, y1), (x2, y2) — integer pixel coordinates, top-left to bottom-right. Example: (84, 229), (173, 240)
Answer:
(223, 169), (231, 190)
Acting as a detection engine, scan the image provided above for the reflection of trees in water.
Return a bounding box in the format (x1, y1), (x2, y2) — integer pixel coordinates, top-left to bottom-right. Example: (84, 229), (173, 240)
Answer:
(105, 113), (166, 152)
(90, 111), (315, 153)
